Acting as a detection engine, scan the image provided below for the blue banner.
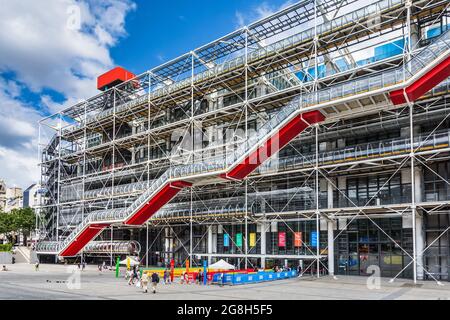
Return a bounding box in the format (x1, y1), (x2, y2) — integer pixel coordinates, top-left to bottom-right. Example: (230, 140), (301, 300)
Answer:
(224, 234), (229, 247)
(310, 231), (318, 247)
(203, 260), (208, 285)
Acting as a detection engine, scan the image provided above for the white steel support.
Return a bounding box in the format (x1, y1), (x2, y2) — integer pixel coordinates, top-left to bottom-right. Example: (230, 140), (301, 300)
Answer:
(112, 89), (116, 210)
(315, 124), (320, 278)
(414, 166), (425, 280)
(190, 187), (193, 267)
(327, 220), (335, 276)
(110, 225), (113, 267)
(327, 180), (335, 276)
(146, 222), (149, 268)
(55, 113), (62, 263)
(409, 98), (418, 284)
(313, 0), (320, 279)
(260, 221), (268, 269)
(244, 27), (249, 270)
(207, 226), (213, 265)
(164, 227), (170, 265)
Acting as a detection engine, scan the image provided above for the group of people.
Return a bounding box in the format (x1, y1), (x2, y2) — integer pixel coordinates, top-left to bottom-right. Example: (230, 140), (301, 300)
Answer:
(126, 265), (161, 294)
(180, 269), (209, 285)
(77, 261), (87, 271)
(272, 265), (298, 272)
(97, 261), (109, 272)
(272, 264), (303, 277)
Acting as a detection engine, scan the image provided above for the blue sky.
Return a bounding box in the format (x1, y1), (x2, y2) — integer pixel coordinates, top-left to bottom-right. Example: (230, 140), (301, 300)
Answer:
(0, 0), (291, 189)
(111, 0), (290, 75)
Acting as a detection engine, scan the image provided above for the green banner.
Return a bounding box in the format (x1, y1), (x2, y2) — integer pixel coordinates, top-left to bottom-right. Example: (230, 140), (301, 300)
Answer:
(115, 257), (120, 278)
(236, 233), (242, 247)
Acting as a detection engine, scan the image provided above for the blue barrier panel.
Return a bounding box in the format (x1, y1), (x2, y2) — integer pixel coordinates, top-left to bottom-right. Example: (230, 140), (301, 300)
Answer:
(257, 273), (265, 282)
(216, 270), (298, 285)
(224, 274), (233, 284)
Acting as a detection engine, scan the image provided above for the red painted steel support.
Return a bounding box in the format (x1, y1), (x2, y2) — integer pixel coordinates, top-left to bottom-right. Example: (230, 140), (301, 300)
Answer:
(124, 180), (192, 225)
(60, 223), (110, 257)
(220, 110), (325, 180)
(390, 56), (450, 105)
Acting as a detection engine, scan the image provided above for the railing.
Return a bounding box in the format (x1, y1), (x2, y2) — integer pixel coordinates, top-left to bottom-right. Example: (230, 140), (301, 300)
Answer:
(83, 241), (141, 255)
(36, 27), (450, 254)
(261, 130), (450, 172)
(60, 180), (148, 203)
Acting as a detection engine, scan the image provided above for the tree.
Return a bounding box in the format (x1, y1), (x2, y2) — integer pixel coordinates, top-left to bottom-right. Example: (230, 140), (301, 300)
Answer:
(14, 208), (36, 245)
(0, 208), (36, 245)
(0, 211), (17, 243)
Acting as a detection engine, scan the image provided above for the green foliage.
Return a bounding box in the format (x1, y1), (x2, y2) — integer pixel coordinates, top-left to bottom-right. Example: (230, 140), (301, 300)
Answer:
(0, 243), (12, 252)
(0, 208), (36, 238)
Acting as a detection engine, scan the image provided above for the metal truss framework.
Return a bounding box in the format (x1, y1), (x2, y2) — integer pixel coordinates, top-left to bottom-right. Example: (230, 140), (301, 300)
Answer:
(36, 0), (450, 284)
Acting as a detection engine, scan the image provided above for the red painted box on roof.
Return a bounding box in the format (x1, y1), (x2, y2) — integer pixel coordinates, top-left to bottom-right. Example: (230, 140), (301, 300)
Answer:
(97, 67), (136, 91)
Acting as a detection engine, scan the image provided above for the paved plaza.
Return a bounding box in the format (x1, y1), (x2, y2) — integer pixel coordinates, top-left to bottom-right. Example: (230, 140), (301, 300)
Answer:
(0, 263), (449, 300)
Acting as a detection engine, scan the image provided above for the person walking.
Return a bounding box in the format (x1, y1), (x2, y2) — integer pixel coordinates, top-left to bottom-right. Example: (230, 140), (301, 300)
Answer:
(126, 268), (133, 284)
(165, 269), (171, 284)
(151, 272), (159, 294)
(297, 264), (302, 277)
(141, 272), (149, 293)
(163, 268), (168, 284)
(196, 269), (201, 285)
(128, 265), (136, 285)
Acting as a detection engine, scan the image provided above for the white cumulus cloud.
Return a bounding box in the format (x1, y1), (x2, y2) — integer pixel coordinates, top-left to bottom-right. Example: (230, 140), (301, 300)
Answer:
(0, 0), (136, 189)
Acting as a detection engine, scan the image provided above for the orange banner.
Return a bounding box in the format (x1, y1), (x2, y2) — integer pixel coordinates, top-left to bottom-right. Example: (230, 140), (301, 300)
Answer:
(294, 232), (302, 247)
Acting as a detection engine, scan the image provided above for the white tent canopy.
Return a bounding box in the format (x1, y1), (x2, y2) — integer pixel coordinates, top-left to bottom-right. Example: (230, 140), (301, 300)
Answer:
(208, 259), (235, 270)
(119, 256), (140, 266)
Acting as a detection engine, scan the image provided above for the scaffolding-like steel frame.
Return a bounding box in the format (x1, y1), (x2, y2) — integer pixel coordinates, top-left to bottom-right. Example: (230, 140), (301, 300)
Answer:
(36, 0), (450, 283)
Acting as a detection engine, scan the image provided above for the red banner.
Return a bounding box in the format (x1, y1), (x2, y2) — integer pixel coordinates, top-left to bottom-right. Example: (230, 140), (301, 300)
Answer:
(170, 259), (175, 282)
(278, 232), (286, 247)
(294, 232), (302, 247)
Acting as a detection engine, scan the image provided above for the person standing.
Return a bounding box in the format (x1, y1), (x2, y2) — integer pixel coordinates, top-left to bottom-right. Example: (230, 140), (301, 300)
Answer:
(127, 268), (134, 285)
(165, 269), (171, 284)
(151, 272), (159, 294)
(297, 264), (302, 277)
(35, 262), (39, 271)
(163, 268), (168, 284)
(141, 272), (149, 293)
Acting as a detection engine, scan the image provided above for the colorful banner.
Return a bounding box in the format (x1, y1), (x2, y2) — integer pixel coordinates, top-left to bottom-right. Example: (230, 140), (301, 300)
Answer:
(186, 258), (190, 273)
(223, 234), (229, 247)
(203, 260), (208, 285)
(278, 232), (286, 247)
(236, 233), (243, 247)
(310, 231), (318, 247)
(249, 233), (256, 247)
(294, 232), (302, 247)
(115, 257), (120, 278)
(170, 258), (175, 282)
